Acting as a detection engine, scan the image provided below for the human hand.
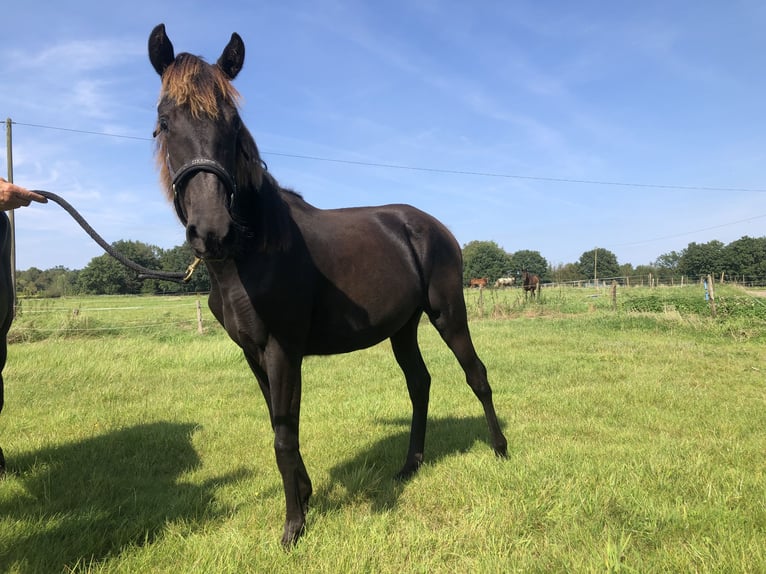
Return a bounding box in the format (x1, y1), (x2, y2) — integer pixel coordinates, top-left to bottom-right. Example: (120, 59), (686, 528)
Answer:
(0, 177), (48, 210)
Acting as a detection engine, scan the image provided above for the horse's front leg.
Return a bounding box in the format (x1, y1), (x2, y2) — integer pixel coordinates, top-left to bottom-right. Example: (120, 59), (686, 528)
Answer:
(267, 345), (312, 547)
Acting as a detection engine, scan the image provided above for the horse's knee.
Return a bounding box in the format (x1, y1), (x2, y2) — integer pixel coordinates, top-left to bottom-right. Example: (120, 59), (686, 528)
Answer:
(273, 422), (299, 455)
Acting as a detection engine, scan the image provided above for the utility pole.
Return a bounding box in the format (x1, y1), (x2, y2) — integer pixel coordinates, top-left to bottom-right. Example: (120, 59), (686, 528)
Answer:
(593, 247), (598, 288)
(5, 118), (16, 309)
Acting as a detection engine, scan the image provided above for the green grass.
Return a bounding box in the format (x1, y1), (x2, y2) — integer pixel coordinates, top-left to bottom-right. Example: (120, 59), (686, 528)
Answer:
(1, 287), (765, 572)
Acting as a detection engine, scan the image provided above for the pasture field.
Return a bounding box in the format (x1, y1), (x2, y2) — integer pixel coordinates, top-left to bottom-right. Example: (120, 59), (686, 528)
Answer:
(0, 285), (765, 572)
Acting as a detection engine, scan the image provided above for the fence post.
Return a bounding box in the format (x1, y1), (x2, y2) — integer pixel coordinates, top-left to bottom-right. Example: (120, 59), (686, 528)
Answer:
(611, 280), (618, 311)
(705, 274), (717, 318)
(196, 298), (204, 333)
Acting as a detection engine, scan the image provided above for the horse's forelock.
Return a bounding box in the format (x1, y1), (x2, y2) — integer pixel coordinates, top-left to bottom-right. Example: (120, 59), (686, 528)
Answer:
(160, 53), (240, 118)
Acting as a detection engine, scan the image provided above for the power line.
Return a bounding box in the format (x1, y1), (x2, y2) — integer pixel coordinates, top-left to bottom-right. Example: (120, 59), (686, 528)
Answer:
(11, 120), (766, 194)
(12, 121), (153, 142)
(264, 150), (766, 193)
(611, 213), (766, 248)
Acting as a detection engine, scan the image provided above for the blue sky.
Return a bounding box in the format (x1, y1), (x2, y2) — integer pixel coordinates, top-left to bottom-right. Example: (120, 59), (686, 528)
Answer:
(2, 1), (766, 271)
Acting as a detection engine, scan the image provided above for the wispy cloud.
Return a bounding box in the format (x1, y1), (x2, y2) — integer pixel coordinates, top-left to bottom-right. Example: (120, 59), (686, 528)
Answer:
(5, 38), (143, 72)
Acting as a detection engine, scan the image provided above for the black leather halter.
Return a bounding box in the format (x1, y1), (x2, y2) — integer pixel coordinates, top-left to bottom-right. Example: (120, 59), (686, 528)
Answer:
(168, 157), (238, 226)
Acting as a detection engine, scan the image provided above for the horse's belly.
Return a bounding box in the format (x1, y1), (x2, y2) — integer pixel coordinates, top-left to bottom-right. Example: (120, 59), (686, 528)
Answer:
(305, 289), (419, 355)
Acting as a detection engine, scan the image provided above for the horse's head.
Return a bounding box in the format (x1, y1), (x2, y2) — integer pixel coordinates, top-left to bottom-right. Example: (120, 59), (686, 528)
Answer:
(148, 23), (263, 260)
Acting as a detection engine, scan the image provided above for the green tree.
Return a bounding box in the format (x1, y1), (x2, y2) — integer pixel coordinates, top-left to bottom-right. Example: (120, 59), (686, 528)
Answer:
(48, 267), (80, 297)
(678, 240), (726, 279)
(16, 267), (43, 297)
(509, 250), (549, 281)
(461, 240), (512, 285)
(724, 236), (766, 282)
(578, 248), (620, 281)
(654, 250), (682, 276)
(550, 262), (585, 284)
(159, 244), (211, 293)
(78, 240), (162, 294)
(78, 256), (124, 294)
(633, 264), (661, 285)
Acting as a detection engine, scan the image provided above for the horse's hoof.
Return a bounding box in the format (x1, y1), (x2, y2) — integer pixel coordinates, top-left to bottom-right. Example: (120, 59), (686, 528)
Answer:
(280, 520), (305, 549)
(494, 439), (508, 458)
(394, 457), (423, 481)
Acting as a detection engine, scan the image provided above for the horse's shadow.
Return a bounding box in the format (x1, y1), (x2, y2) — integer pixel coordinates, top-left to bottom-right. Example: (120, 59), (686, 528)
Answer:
(317, 415), (500, 513)
(0, 422), (249, 572)
(0, 417), (501, 569)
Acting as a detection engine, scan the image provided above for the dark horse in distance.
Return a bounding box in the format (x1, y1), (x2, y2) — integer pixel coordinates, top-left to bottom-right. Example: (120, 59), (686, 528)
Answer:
(0, 212), (14, 474)
(522, 270), (540, 299)
(148, 24), (507, 546)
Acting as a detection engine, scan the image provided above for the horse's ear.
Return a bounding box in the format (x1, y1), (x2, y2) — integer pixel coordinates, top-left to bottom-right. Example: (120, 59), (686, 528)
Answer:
(148, 23), (175, 76)
(217, 33), (245, 80)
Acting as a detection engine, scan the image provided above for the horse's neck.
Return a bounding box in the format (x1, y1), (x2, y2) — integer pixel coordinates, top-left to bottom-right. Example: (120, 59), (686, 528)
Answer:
(241, 174), (306, 252)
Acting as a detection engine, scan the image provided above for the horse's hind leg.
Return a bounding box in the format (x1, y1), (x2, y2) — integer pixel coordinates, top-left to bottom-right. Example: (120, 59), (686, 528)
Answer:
(428, 298), (507, 458)
(390, 312), (431, 479)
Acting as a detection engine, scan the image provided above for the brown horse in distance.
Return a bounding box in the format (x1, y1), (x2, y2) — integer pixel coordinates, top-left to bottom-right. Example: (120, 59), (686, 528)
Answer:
(522, 271), (540, 299)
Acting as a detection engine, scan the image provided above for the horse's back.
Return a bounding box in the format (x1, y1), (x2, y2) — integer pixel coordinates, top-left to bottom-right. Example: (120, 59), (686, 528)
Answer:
(296, 200), (463, 290)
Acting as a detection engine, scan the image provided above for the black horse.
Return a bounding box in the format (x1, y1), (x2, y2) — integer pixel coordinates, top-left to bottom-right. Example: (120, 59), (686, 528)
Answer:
(522, 270), (540, 300)
(0, 213), (13, 474)
(148, 24), (507, 546)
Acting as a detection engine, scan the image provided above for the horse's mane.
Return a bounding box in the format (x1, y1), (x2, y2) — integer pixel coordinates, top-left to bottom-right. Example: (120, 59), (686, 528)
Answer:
(154, 52), (290, 252)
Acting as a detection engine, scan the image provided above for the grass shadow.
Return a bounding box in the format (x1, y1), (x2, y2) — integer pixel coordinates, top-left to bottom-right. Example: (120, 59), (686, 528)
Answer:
(0, 422), (249, 572)
(316, 415), (501, 514)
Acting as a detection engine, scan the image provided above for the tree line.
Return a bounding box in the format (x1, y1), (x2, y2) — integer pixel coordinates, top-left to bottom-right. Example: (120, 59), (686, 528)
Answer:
(462, 235), (766, 286)
(16, 240), (210, 297)
(16, 234), (766, 298)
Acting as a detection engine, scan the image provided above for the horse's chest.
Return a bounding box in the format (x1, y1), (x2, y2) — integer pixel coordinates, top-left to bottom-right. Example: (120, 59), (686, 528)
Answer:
(208, 268), (269, 354)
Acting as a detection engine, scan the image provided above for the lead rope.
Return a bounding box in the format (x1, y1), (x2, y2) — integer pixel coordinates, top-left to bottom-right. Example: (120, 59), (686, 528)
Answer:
(31, 190), (200, 283)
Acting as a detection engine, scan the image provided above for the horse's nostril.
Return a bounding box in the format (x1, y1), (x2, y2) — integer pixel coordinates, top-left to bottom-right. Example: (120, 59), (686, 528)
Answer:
(186, 225), (205, 253)
(185, 223), (227, 259)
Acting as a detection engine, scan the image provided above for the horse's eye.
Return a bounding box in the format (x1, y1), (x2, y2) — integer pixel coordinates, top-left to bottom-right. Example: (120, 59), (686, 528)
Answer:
(153, 117), (169, 138)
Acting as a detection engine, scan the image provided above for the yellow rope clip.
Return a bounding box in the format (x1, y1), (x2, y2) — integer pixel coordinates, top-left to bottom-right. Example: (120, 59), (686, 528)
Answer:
(183, 257), (203, 283)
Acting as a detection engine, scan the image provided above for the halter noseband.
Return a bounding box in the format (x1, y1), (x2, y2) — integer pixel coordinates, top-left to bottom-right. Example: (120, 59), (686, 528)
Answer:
(168, 157), (238, 226)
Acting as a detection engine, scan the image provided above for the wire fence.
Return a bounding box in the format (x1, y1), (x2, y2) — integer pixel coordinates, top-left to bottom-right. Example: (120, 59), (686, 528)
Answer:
(9, 295), (211, 341)
(545, 273), (766, 289)
(10, 277), (766, 342)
